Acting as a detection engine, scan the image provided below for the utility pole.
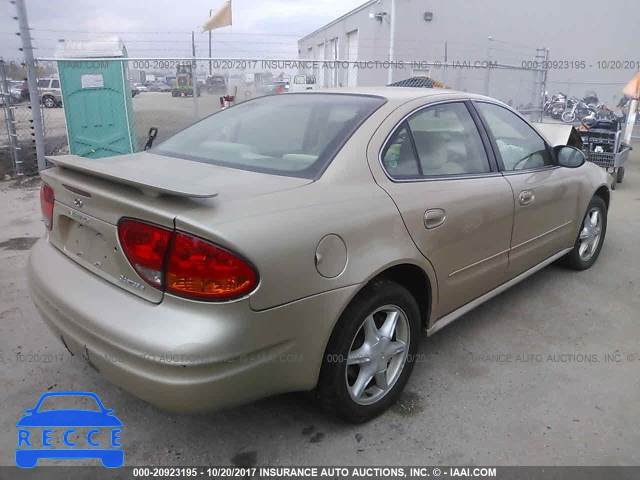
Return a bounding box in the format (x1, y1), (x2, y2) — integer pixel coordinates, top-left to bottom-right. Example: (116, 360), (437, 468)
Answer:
(443, 41), (448, 88)
(14, 0), (46, 172)
(387, 0), (396, 85)
(484, 36), (493, 96)
(208, 9), (213, 76)
(191, 31), (199, 120)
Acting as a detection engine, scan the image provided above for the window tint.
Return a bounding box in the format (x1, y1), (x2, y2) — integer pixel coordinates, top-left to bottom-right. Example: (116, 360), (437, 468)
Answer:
(51, 80), (60, 88)
(407, 102), (491, 176)
(476, 102), (553, 171)
(381, 124), (420, 178)
(153, 94), (385, 179)
(37, 79), (49, 88)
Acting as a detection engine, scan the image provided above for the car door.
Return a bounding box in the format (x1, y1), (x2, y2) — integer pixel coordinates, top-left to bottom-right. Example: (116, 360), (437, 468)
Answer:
(372, 100), (515, 317)
(473, 101), (582, 276)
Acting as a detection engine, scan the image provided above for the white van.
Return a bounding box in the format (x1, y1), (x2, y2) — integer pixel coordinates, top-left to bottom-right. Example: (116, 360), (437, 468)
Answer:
(288, 74), (316, 92)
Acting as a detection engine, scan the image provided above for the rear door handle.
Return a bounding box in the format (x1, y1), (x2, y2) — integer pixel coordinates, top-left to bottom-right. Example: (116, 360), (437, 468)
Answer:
(424, 208), (446, 229)
(519, 190), (535, 206)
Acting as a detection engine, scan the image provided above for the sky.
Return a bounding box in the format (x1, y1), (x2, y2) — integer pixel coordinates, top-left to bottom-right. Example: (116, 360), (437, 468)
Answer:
(0, 0), (366, 59)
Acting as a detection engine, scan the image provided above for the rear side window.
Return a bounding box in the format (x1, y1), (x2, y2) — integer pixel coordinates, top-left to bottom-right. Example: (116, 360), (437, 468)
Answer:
(381, 124), (420, 178)
(381, 102), (491, 179)
(407, 103), (490, 176)
(153, 94), (386, 179)
(51, 80), (60, 88)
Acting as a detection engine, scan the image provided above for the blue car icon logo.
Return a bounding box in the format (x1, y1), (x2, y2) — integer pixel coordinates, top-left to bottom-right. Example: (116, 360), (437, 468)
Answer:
(16, 391), (123, 468)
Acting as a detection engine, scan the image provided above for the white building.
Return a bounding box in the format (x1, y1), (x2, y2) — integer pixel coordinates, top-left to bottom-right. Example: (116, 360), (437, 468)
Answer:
(298, 0), (640, 106)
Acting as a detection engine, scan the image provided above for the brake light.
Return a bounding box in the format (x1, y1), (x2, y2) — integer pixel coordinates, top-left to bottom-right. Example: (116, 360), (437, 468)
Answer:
(117, 219), (172, 288)
(166, 232), (258, 300)
(117, 219), (258, 300)
(40, 183), (54, 230)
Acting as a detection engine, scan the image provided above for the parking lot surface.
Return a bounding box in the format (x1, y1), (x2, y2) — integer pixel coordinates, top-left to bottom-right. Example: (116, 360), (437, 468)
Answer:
(0, 150), (639, 466)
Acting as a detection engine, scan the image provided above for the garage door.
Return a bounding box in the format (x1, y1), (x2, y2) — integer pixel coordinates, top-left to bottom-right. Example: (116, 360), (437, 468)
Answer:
(346, 30), (358, 87)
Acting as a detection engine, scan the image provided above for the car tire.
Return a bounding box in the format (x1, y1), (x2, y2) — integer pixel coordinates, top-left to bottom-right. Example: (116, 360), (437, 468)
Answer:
(316, 278), (421, 423)
(562, 195), (607, 271)
(42, 95), (56, 108)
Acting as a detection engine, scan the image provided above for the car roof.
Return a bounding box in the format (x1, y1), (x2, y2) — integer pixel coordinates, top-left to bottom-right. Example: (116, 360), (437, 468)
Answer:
(298, 87), (501, 107)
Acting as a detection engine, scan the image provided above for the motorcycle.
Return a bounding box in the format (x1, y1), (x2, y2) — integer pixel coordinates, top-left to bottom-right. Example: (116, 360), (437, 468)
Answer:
(562, 96), (596, 123)
(544, 92), (568, 119)
(595, 103), (624, 124)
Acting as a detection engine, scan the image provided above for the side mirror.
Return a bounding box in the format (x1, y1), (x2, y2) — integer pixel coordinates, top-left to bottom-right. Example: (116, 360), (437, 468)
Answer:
(554, 145), (586, 168)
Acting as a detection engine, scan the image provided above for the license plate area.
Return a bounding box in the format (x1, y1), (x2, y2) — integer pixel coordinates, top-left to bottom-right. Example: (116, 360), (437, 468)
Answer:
(64, 219), (110, 268)
(48, 204), (163, 304)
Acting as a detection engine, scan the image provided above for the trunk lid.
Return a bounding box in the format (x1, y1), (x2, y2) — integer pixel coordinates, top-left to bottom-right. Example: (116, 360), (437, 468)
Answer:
(41, 152), (310, 303)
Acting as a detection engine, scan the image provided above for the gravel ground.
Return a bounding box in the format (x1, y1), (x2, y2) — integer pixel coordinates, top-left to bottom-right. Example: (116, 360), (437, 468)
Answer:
(0, 148), (638, 469)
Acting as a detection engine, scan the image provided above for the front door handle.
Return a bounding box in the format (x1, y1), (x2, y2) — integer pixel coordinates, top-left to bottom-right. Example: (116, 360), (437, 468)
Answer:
(519, 190), (535, 206)
(424, 208), (446, 229)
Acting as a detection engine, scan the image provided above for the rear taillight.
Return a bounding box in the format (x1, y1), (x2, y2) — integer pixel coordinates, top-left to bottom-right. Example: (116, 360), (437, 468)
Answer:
(117, 219), (258, 301)
(165, 232), (258, 300)
(40, 183), (55, 230)
(117, 219), (172, 288)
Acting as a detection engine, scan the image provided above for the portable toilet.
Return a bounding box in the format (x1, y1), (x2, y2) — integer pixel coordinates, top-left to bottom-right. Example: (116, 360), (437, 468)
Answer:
(55, 38), (137, 158)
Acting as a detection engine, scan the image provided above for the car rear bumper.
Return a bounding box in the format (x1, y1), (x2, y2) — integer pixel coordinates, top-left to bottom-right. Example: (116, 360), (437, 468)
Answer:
(28, 239), (358, 413)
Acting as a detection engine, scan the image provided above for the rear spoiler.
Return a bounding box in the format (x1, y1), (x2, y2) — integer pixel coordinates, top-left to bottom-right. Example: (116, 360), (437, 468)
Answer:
(46, 154), (218, 199)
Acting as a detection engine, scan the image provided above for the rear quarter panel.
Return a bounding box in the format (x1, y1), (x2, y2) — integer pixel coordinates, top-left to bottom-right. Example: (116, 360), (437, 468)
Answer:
(174, 103), (439, 313)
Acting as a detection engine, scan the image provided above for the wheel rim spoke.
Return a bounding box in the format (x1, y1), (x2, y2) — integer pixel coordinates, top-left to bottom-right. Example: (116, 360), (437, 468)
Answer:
(347, 347), (371, 366)
(386, 340), (407, 358)
(578, 241), (589, 257)
(363, 315), (379, 344)
(374, 371), (388, 390)
(579, 228), (589, 240)
(351, 367), (375, 399)
(378, 310), (399, 339)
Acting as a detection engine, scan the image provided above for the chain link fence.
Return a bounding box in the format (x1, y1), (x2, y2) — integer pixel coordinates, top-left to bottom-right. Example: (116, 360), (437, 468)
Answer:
(1, 59), (40, 178)
(27, 56), (547, 164)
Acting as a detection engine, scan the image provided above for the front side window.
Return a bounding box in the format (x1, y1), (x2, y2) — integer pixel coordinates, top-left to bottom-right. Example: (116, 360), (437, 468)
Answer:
(37, 79), (49, 88)
(475, 102), (553, 171)
(153, 94), (386, 179)
(51, 80), (60, 89)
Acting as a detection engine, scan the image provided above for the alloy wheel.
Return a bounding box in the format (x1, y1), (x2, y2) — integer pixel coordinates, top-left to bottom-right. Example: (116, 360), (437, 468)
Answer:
(345, 305), (410, 406)
(578, 207), (603, 261)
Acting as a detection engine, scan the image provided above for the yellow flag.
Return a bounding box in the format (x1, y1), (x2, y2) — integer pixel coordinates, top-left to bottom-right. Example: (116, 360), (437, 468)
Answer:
(202, 1), (232, 32)
(622, 71), (640, 99)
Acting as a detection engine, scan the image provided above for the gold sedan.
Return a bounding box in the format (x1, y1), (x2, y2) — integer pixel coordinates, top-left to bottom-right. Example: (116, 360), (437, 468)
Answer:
(28, 88), (610, 423)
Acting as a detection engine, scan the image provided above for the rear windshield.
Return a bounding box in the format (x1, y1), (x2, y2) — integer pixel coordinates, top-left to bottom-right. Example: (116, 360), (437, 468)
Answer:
(152, 93), (386, 179)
